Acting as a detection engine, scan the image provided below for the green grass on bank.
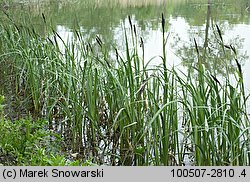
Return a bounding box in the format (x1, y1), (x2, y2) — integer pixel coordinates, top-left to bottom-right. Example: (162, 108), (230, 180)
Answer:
(0, 13), (249, 166)
(0, 96), (96, 166)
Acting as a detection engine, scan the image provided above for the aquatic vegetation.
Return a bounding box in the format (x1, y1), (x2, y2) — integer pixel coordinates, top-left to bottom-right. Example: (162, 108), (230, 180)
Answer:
(0, 13), (249, 166)
(0, 95), (4, 117)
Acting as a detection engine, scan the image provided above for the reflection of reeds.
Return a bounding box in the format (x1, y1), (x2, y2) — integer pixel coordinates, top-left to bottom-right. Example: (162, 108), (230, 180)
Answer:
(2, 0), (169, 9)
(95, 0), (174, 8)
(108, 0), (167, 7)
(1, 14), (249, 166)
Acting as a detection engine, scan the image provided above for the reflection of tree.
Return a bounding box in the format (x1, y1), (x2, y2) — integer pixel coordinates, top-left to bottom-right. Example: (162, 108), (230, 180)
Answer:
(173, 0), (249, 77)
(174, 0), (250, 25)
(1, 0), (168, 53)
(2, 0), (250, 65)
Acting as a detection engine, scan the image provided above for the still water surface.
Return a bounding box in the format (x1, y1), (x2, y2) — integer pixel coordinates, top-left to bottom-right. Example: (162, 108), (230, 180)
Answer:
(2, 0), (250, 90)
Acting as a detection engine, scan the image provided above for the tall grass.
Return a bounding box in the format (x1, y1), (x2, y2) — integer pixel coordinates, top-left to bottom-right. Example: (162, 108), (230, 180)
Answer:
(0, 13), (249, 166)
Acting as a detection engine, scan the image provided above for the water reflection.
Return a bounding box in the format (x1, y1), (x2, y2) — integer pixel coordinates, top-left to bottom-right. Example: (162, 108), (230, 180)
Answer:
(1, 0), (250, 90)
(172, 0), (249, 77)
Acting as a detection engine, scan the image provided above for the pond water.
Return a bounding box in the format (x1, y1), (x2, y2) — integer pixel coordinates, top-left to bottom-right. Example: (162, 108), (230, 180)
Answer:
(3, 0), (249, 90)
(2, 1), (250, 75)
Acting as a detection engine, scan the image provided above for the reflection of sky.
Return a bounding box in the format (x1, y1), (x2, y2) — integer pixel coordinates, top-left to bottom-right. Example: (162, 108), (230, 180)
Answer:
(55, 16), (250, 92)
(55, 25), (73, 52)
(137, 17), (250, 91)
(226, 24), (250, 91)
